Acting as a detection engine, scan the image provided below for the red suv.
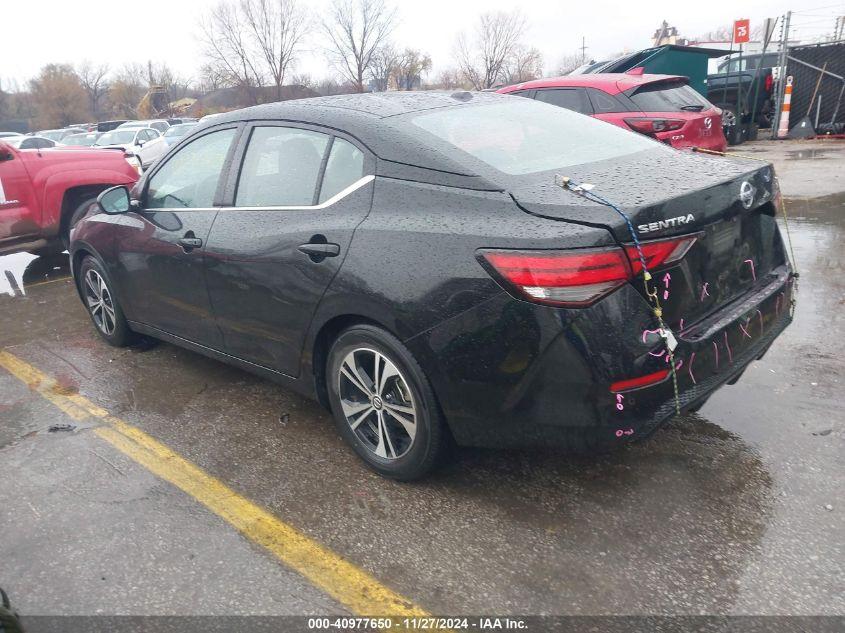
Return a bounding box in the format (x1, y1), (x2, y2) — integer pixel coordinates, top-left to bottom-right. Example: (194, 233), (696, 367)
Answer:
(498, 71), (727, 152)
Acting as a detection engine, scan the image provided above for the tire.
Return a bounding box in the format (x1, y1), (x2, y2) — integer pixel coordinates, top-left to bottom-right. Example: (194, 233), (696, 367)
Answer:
(326, 324), (447, 480)
(77, 256), (136, 347)
(62, 197), (98, 248)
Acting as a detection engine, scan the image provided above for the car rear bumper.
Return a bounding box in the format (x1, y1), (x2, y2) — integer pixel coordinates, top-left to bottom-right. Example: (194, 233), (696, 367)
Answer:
(659, 131), (728, 153)
(405, 265), (794, 450)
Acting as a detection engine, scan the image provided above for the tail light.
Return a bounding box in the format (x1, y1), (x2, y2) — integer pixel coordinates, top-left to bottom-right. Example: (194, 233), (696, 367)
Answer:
(611, 368), (671, 392)
(624, 118), (685, 135)
(765, 74), (773, 93)
(479, 236), (696, 307)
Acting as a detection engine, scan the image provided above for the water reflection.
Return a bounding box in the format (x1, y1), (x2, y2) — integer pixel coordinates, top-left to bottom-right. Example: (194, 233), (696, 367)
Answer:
(0, 252), (70, 297)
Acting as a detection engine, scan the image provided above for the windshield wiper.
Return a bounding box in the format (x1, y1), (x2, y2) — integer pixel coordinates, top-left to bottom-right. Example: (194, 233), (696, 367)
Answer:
(680, 104), (705, 112)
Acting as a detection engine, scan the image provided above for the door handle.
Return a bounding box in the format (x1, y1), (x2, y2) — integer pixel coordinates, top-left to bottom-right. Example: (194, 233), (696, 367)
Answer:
(298, 243), (340, 258)
(178, 236), (203, 250)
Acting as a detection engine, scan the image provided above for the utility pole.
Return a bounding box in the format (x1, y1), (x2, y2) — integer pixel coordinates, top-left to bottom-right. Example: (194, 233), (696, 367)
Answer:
(580, 37), (588, 63)
(772, 11), (792, 139)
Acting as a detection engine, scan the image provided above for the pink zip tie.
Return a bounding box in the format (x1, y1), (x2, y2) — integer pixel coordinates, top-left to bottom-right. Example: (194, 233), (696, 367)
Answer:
(688, 352), (697, 385)
(745, 259), (756, 281)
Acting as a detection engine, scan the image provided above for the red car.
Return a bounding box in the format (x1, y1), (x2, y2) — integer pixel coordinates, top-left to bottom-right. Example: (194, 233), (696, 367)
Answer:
(0, 140), (140, 257)
(498, 71), (727, 152)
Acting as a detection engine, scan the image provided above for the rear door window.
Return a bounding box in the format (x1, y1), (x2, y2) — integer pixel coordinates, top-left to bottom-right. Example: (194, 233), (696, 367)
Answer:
(628, 82), (712, 112)
(586, 88), (630, 113)
(318, 138), (365, 203)
(534, 88), (593, 114)
(235, 127), (329, 207)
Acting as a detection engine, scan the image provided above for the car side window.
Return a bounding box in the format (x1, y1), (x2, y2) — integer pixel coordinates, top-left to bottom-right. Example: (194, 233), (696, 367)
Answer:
(534, 88), (593, 114)
(318, 138), (364, 203)
(586, 88), (629, 113)
(235, 126), (329, 207)
(146, 128), (236, 209)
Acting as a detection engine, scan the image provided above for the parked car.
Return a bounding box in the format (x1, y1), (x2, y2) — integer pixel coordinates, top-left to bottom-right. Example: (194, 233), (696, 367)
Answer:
(70, 92), (793, 479)
(62, 132), (101, 147)
(167, 117), (198, 125)
(93, 127), (167, 169)
(97, 120), (130, 133)
(707, 52), (779, 132)
(2, 135), (57, 150)
(498, 73), (728, 152)
(0, 138), (139, 257)
(117, 119), (170, 134)
(66, 122), (96, 132)
(162, 122), (198, 146)
(35, 128), (86, 142)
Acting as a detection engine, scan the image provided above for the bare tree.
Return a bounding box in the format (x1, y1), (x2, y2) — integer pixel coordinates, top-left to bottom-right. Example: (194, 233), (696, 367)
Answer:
(109, 63), (147, 118)
(290, 72), (317, 91)
(200, 1), (265, 104)
(199, 63), (228, 93)
(241, 0), (310, 100)
(394, 48), (431, 90)
(502, 45), (542, 84)
(555, 53), (585, 75)
(76, 61), (110, 120)
(368, 45), (399, 91)
(29, 64), (88, 128)
(427, 68), (466, 90)
(321, 0), (398, 92)
(455, 10), (527, 90)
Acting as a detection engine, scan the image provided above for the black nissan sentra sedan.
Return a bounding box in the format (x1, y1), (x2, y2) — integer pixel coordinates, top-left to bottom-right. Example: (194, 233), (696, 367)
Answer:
(70, 92), (794, 479)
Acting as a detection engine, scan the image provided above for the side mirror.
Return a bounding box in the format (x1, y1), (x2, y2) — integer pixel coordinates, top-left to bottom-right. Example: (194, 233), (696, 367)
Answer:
(136, 139), (146, 147)
(97, 185), (131, 214)
(0, 150), (12, 162)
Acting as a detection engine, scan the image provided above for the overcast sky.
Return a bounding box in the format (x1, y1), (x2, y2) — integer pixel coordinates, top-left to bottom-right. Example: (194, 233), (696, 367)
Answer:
(2, 0), (842, 89)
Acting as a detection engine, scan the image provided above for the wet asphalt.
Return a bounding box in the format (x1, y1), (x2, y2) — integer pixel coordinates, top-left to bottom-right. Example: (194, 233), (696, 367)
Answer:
(0, 139), (842, 617)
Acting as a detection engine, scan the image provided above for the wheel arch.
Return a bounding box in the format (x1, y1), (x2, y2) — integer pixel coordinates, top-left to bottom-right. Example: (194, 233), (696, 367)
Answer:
(309, 313), (391, 409)
(59, 185), (111, 240)
(69, 244), (108, 304)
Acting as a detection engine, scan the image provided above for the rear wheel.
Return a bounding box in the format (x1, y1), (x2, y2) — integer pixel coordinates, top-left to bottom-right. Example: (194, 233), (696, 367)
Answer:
(326, 325), (447, 480)
(78, 256), (135, 347)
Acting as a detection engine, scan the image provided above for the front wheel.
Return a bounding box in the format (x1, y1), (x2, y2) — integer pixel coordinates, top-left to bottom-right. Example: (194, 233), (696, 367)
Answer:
(78, 256), (136, 347)
(326, 325), (447, 480)
(62, 197), (98, 248)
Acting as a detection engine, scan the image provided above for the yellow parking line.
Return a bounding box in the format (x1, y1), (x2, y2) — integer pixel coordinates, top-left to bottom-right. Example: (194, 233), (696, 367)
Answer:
(0, 350), (429, 620)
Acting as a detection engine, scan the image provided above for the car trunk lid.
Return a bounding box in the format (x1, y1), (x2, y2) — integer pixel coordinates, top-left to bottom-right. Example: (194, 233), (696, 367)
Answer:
(508, 149), (787, 329)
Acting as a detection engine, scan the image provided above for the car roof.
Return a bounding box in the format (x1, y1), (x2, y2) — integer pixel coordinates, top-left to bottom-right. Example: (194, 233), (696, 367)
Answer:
(206, 91), (509, 181)
(212, 91), (504, 122)
(499, 73), (688, 95)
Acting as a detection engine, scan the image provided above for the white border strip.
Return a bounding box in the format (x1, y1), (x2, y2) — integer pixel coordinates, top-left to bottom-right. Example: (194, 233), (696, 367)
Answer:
(149, 175), (375, 213)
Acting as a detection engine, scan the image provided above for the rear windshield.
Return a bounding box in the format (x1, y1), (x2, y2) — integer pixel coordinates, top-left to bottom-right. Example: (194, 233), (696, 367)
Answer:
(96, 130), (136, 145)
(628, 82), (712, 112)
(411, 99), (658, 175)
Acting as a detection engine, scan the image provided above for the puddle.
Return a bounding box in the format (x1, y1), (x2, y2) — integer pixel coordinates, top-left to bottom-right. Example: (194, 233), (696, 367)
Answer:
(785, 148), (840, 161)
(0, 251), (70, 297)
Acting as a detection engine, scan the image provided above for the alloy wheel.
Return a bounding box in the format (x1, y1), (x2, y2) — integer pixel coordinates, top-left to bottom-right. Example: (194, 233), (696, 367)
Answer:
(83, 269), (116, 336)
(337, 347), (417, 460)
